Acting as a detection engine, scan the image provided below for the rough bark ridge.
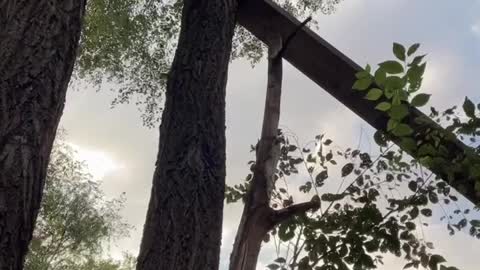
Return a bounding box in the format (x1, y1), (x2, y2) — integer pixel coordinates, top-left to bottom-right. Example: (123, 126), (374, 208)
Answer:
(136, 1), (238, 270)
(0, 1), (86, 269)
(229, 18), (318, 270)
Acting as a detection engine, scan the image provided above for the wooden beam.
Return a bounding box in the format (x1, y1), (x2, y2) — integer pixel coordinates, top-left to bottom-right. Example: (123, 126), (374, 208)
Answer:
(238, 0), (479, 205)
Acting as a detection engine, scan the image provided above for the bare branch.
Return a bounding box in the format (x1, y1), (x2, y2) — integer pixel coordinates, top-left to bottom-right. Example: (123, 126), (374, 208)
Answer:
(273, 198), (320, 224)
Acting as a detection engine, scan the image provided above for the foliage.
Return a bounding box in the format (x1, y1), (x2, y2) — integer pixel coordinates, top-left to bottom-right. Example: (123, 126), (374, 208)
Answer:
(25, 134), (133, 270)
(226, 44), (480, 270)
(353, 43), (480, 196)
(76, 0), (342, 127)
(76, 253), (136, 270)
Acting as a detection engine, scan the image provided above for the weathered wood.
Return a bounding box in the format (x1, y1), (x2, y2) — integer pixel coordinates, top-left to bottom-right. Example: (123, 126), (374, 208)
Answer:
(229, 27), (319, 270)
(238, 0), (479, 204)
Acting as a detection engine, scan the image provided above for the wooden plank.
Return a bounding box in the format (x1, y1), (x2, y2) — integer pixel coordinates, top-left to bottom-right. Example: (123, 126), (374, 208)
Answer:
(238, 0), (479, 204)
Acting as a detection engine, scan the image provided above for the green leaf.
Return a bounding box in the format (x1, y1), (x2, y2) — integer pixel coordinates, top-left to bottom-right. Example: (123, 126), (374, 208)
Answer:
(365, 88), (383, 101)
(385, 76), (406, 90)
(267, 263), (280, 270)
(410, 54), (426, 66)
(470, 219), (480, 227)
(408, 181), (418, 192)
(429, 255), (446, 270)
(411, 93), (431, 107)
(399, 89), (409, 101)
(405, 221), (416, 230)
(392, 123), (413, 137)
(463, 97), (476, 118)
(374, 68), (387, 86)
(407, 43), (420, 56)
(278, 222), (296, 241)
(355, 70), (370, 79)
(408, 62), (426, 82)
(341, 163), (354, 177)
(389, 104), (409, 120)
(365, 64), (372, 73)
(375, 102), (391, 111)
(316, 170), (328, 184)
(409, 206), (419, 219)
(387, 119), (399, 131)
(440, 267), (459, 270)
(321, 193), (345, 202)
(400, 137), (417, 152)
(384, 88), (394, 99)
(353, 77), (372, 91)
(374, 130), (388, 147)
(428, 191), (439, 204)
(418, 144), (437, 157)
(421, 208), (433, 217)
(379, 60), (404, 74)
(393, 43), (406, 61)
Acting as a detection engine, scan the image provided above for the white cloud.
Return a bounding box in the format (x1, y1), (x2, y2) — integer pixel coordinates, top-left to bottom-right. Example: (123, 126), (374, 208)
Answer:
(67, 142), (125, 180)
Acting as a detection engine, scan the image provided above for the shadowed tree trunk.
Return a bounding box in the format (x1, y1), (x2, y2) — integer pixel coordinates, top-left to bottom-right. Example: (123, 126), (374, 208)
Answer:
(0, 1), (86, 269)
(136, 1), (238, 270)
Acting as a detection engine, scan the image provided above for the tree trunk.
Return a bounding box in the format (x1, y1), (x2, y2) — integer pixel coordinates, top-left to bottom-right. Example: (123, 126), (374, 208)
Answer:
(0, 1), (86, 269)
(229, 20), (317, 270)
(229, 44), (284, 270)
(136, 1), (238, 270)
(229, 203), (275, 270)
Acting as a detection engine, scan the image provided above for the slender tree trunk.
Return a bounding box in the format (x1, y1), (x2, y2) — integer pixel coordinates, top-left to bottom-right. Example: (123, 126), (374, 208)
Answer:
(0, 1), (86, 269)
(229, 19), (317, 270)
(229, 42), (284, 270)
(136, 1), (238, 270)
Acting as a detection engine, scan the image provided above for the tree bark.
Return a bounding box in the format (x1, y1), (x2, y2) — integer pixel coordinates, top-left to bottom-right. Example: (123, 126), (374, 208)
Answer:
(0, 1), (86, 269)
(229, 19), (317, 270)
(136, 1), (238, 270)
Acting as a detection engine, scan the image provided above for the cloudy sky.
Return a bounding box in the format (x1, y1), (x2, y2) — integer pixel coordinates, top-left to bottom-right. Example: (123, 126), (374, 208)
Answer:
(59, 0), (480, 269)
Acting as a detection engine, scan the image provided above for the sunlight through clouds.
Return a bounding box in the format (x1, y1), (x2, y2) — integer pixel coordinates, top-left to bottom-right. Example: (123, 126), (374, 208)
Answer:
(67, 142), (125, 180)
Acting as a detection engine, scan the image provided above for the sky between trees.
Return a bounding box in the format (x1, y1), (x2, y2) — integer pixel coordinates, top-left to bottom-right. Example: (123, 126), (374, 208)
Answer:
(60, 1), (480, 269)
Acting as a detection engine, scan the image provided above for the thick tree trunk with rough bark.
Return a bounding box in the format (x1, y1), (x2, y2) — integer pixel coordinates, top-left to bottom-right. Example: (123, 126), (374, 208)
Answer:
(136, 1), (238, 270)
(0, 1), (86, 269)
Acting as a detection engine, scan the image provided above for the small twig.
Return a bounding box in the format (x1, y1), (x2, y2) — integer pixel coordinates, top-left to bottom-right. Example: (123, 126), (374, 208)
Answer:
(318, 144), (395, 222)
(382, 172), (435, 221)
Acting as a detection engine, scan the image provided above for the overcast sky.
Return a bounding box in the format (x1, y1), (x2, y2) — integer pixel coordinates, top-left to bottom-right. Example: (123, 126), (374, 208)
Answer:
(60, 1), (480, 269)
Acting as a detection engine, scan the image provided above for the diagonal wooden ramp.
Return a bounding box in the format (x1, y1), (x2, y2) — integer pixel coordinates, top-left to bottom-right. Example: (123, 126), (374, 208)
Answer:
(238, 0), (479, 205)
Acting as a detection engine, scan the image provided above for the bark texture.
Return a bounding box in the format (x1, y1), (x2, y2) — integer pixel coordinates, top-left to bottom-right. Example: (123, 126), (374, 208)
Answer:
(229, 44), (284, 270)
(229, 19), (317, 270)
(0, 1), (86, 269)
(136, 1), (238, 270)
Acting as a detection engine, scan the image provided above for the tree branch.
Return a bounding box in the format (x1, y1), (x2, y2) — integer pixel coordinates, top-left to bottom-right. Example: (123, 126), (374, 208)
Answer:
(273, 198), (320, 224)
